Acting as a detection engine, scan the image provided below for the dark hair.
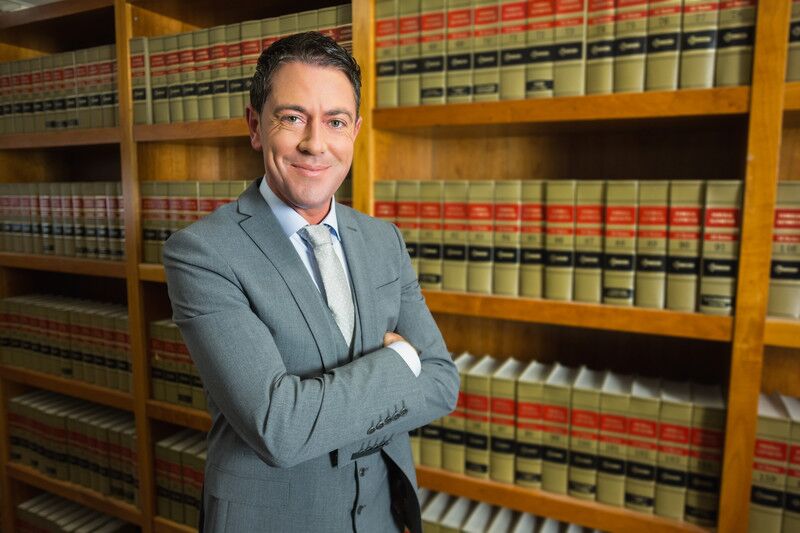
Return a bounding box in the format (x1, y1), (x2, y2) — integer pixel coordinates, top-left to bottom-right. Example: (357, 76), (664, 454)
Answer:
(249, 31), (361, 116)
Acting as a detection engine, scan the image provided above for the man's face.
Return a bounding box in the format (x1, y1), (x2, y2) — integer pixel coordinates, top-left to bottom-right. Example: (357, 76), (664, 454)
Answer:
(246, 62), (362, 224)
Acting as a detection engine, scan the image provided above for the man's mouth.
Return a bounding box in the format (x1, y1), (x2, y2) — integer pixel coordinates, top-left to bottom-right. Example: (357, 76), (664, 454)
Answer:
(292, 163), (330, 176)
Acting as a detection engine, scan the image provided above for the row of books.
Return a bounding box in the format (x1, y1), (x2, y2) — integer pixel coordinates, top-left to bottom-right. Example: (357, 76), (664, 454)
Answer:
(17, 492), (136, 533)
(131, 5), (352, 125)
(410, 353), (726, 526)
(375, 179), (744, 316)
(0, 181), (125, 261)
(155, 429), (207, 528)
(375, 0), (757, 108)
(8, 391), (139, 505)
(418, 488), (603, 532)
(140, 177), (352, 264)
(0, 45), (118, 134)
(150, 319), (206, 411)
(0, 295), (132, 392)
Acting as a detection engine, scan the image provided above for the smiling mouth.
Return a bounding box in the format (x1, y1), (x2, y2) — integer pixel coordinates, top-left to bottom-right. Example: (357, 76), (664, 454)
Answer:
(291, 163), (330, 175)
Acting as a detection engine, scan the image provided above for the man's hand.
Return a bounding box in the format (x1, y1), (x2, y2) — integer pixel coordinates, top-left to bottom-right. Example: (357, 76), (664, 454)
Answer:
(383, 331), (407, 347)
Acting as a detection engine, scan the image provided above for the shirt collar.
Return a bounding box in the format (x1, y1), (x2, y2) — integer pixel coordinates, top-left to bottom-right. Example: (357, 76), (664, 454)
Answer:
(259, 175), (341, 241)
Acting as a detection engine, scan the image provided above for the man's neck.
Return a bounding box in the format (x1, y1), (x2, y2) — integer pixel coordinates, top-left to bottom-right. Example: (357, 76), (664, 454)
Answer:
(267, 179), (332, 225)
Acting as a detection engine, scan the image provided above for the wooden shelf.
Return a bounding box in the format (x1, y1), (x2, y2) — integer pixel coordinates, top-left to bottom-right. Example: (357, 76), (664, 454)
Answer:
(0, 252), (126, 278)
(0, 366), (134, 411)
(0, 128), (121, 149)
(154, 516), (197, 533)
(134, 119), (249, 142)
(373, 87), (749, 131)
(139, 263), (166, 282)
(146, 400), (211, 432)
(6, 463), (142, 525)
(416, 466), (707, 533)
(422, 290), (733, 342)
(784, 82), (800, 112)
(764, 318), (800, 349)
(0, 0), (113, 29)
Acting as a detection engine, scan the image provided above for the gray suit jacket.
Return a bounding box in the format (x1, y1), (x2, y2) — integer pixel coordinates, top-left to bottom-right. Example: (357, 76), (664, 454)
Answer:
(163, 178), (459, 532)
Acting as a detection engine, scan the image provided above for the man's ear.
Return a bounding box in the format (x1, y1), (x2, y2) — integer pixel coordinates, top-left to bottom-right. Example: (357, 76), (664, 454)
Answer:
(246, 105), (262, 151)
(353, 115), (363, 140)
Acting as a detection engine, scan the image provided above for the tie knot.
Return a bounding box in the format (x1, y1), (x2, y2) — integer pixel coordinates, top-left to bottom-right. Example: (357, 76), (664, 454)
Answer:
(299, 224), (333, 249)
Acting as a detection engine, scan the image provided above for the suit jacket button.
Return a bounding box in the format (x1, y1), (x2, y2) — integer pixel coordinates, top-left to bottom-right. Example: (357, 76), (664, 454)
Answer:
(400, 408), (408, 416)
(367, 426), (375, 435)
(376, 421), (384, 430)
(392, 412), (401, 421)
(359, 467), (368, 477)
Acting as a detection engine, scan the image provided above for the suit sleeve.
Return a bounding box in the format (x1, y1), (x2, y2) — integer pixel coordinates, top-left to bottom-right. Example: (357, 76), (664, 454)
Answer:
(163, 226), (457, 469)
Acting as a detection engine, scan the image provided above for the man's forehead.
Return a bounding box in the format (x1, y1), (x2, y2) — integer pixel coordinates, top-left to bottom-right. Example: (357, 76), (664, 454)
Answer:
(269, 61), (357, 111)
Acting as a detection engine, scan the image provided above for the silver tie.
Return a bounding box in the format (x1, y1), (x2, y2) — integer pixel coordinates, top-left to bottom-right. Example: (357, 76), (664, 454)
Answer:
(299, 224), (355, 346)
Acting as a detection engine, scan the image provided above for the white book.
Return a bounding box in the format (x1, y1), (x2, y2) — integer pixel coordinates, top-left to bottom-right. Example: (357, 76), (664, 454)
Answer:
(597, 371), (634, 506)
(625, 376), (661, 514)
(542, 362), (580, 494)
(516, 360), (555, 488)
(511, 512), (541, 533)
(487, 507), (517, 533)
(440, 496), (476, 531)
(655, 379), (693, 520)
(569, 366), (606, 500)
(462, 502), (496, 533)
(422, 492), (453, 530)
(490, 357), (526, 483)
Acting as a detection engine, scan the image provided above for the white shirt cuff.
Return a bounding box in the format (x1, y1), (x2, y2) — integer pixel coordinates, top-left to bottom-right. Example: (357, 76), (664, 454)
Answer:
(388, 340), (420, 377)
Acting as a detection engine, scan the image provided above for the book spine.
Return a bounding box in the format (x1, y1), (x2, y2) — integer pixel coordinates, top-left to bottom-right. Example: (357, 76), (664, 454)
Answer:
(788, 1), (800, 82)
(150, 38), (170, 124)
(419, 181), (444, 290)
(785, 430), (800, 533)
(131, 37), (152, 125)
(655, 406), (692, 519)
(520, 180), (545, 297)
(442, 383), (468, 473)
(421, 417), (444, 467)
(603, 180), (638, 306)
(338, 5), (354, 52)
(714, 0), (756, 87)
(194, 30), (213, 122)
(377, 0), (400, 108)
(420, 0), (447, 105)
(500, 0), (528, 99)
(373, 180), (398, 224)
(545, 180), (577, 301)
(749, 421), (790, 533)
(597, 399), (629, 505)
(493, 181), (522, 296)
(645, 0), (682, 90)
(397, 181), (421, 274)
(625, 408), (659, 513)
(569, 394), (601, 500)
(473, 0), (501, 101)
(680, 0), (720, 88)
(490, 377), (517, 483)
(553, 0), (588, 96)
(767, 182), (800, 318)
(527, 0), (557, 97)
(666, 180), (704, 312)
(613, 0), (648, 93)
(179, 33), (198, 123)
(164, 36), (183, 124)
(468, 181), (495, 293)
(466, 375), (492, 478)
(443, 181), (470, 291)
(635, 181), (669, 308)
(210, 27), (230, 120)
(226, 23), (245, 119)
(585, 0), (616, 95)
(574, 181), (605, 303)
(541, 388), (571, 493)
(447, 0), (475, 103)
(699, 180), (742, 315)
(399, 0), (423, 107)
(516, 385), (544, 487)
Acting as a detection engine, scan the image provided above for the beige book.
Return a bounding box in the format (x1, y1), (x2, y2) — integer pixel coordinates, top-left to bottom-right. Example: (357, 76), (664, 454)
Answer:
(319, 7), (338, 42)
(788, 1), (800, 81)
(239, 20), (261, 113)
(490, 357), (525, 483)
(411, 426), (422, 465)
(225, 23), (245, 119)
(193, 29), (213, 121)
(140, 181), (162, 263)
(715, 0), (756, 86)
(767, 182), (800, 318)
(440, 497), (476, 532)
(699, 180), (742, 315)
(520, 180), (546, 298)
(568, 367), (606, 502)
(443, 181), (470, 291)
(39, 182), (53, 255)
(679, 0), (720, 88)
(603, 180), (638, 306)
(0, 62), (10, 134)
(545, 180), (578, 301)
(169, 432), (204, 522)
(337, 4), (354, 52)
(396, 180), (421, 274)
(377, 0), (400, 108)
(64, 51), (79, 129)
(420, 0), (447, 105)
(422, 492), (453, 533)
(442, 353), (478, 473)
(541, 363), (579, 494)
(645, 0), (682, 90)
(419, 180), (444, 289)
(613, 0), (648, 93)
(597, 372), (633, 506)
(468, 180), (495, 293)
(99, 45), (117, 127)
(780, 394), (800, 533)
(446, 0), (474, 103)
(473, 0), (501, 101)
(36, 55), (52, 132)
(654, 380), (692, 520)
(209, 26), (230, 120)
(163, 35), (183, 123)
(625, 376), (661, 514)
(635, 180), (669, 308)
(748, 394), (791, 533)
(374, 180), (398, 224)
(182, 438), (207, 527)
(177, 32), (197, 122)
(666, 180), (705, 312)
(70, 182), (86, 258)
(527, 1), (556, 97)
(684, 383), (725, 526)
(515, 361), (552, 488)
(585, 0), (615, 95)
(421, 420), (444, 469)
(297, 9), (318, 33)
(493, 180), (522, 295)
(574, 181), (605, 303)
(466, 355), (501, 478)
(399, 1), (422, 106)
(279, 12), (298, 37)
(149, 36), (170, 124)
(22, 57), (37, 132)
(462, 502), (495, 532)
(553, 0), (588, 96)
(156, 428), (196, 519)
(261, 16), (280, 52)
(499, 0), (528, 99)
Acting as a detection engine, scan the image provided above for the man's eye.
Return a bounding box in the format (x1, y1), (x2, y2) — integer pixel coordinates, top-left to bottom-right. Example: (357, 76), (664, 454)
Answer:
(282, 115), (301, 124)
(330, 119), (345, 128)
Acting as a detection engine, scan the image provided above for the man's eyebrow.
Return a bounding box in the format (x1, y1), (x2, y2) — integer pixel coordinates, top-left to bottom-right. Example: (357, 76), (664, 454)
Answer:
(325, 108), (354, 121)
(273, 104), (307, 115)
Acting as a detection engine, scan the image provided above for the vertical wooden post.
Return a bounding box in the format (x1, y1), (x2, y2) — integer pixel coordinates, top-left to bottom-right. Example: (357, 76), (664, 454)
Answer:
(352, 0), (375, 215)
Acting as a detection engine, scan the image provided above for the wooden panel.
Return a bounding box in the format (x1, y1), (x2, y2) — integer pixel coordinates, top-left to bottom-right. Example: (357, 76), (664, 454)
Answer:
(139, 263), (167, 283)
(0, 128), (121, 150)
(777, 125), (800, 182)
(0, 253), (126, 278)
(762, 346), (800, 398)
(0, 144), (121, 183)
(417, 466), (708, 533)
(784, 81), (800, 111)
(147, 400), (211, 432)
(136, 139), (262, 182)
(0, 5), (115, 54)
(0, 0), (113, 30)
(764, 318), (800, 349)
(134, 120), (249, 142)
(351, 0), (374, 214)
(154, 516), (197, 533)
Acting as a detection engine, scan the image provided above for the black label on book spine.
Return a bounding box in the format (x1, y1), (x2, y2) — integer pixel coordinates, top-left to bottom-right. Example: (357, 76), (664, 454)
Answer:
(400, 59), (422, 74)
(447, 53), (472, 71)
(501, 47), (527, 66)
(528, 44), (555, 63)
(751, 486), (786, 509)
(494, 247), (519, 263)
(420, 243), (442, 259)
(702, 258), (738, 277)
(626, 461), (656, 480)
(466, 461), (488, 474)
(474, 50), (499, 69)
(418, 273), (442, 284)
(791, 22), (800, 43)
(421, 87), (445, 98)
(421, 56), (445, 73)
(466, 432), (488, 450)
(785, 492), (800, 513)
(421, 425), (442, 440)
(657, 467), (688, 487)
(196, 82), (213, 96)
(615, 36), (647, 57)
(570, 451), (598, 469)
(133, 88), (147, 101)
(526, 79), (554, 91)
(182, 83), (197, 96)
(521, 248), (544, 264)
(717, 26), (755, 49)
(490, 436), (516, 454)
(377, 60), (398, 77)
(576, 251), (603, 268)
(168, 85), (182, 98)
(684, 505), (718, 523)
(212, 80), (228, 94)
(406, 242), (418, 258)
(770, 260), (800, 280)
(598, 456), (625, 475)
(553, 42), (584, 62)
(543, 446), (568, 464)
(152, 87), (168, 100)
(682, 30), (718, 51)
(587, 40), (615, 59)
(668, 256), (700, 274)
(546, 250), (575, 267)
(625, 493), (654, 507)
(468, 246), (492, 262)
(637, 254), (666, 272)
(229, 79), (246, 92)
(516, 442), (541, 459)
(442, 428), (465, 445)
(605, 253), (635, 271)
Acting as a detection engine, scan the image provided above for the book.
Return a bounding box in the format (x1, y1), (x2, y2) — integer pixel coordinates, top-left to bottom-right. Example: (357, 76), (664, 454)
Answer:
(520, 180), (546, 298)
(226, 23), (245, 119)
(679, 0), (720, 89)
(396, 180), (421, 274)
(635, 180), (669, 309)
(666, 180), (705, 312)
(748, 393), (791, 533)
(767, 181), (800, 319)
(422, 492), (453, 532)
(473, 0), (501, 101)
(209, 25), (230, 120)
(419, 180), (444, 290)
(789, 1), (800, 82)
(699, 180), (742, 315)
(655, 380), (693, 520)
(511, 513), (542, 532)
(625, 376), (661, 514)
(150, 36), (170, 124)
(545, 180), (578, 301)
(467, 180), (495, 293)
(420, 0), (448, 105)
(574, 180), (605, 303)
(239, 20), (261, 114)
(399, 0), (423, 106)
(164, 35), (184, 124)
(131, 37), (151, 125)
(645, 0), (683, 90)
(541, 363), (579, 494)
(377, 0), (400, 108)
(597, 371), (634, 506)
(603, 180), (638, 306)
(493, 180), (522, 295)
(553, 0), (588, 96)
(337, 4), (354, 53)
(568, 366), (606, 500)
(156, 428), (196, 519)
(193, 29), (213, 122)
(462, 502), (496, 533)
(443, 352), (478, 473)
(440, 497), (476, 532)
(466, 355), (501, 478)
(373, 180), (398, 225)
(585, 0), (616, 95)
(490, 357), (525, 483)
(499, 0), (529, 99)
(487, 507), (516, 533)
(515, 361), (552, 488)
(779, 394), (800, 533)
(527, 1), (557, 97)
(421, 419), (445, 469)
(447, 0), (474, 103)
(715, 0), (756, 87)
(613, 0), (648, 93)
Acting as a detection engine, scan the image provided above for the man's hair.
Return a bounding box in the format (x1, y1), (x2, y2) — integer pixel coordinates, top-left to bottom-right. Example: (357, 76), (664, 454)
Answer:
(249, 31), (362, 116)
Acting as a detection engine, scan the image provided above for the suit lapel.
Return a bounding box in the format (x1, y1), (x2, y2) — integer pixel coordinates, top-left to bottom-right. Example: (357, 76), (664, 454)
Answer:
(236, 180), (340, 371)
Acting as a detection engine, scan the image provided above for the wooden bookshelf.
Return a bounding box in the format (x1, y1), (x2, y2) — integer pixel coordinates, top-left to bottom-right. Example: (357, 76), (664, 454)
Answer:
(0, 366), (134, 411)
(0, 252), (126, 278)
(416, 466), (707, 533)
(134, 119), (249, 142)
(6, 463), (143, 525)
(0, 0), (113, 29)
(139, 263), (166, 283)
(784, 81), (800, 112)
(154, 516), (196, 533)
(764, 318), (800, 349)
(0, 128), (121, 150)
(146, 400), (211, 433)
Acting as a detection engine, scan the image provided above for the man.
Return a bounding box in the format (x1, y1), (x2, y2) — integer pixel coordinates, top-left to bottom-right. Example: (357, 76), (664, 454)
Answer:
(163, 32), (459, 533)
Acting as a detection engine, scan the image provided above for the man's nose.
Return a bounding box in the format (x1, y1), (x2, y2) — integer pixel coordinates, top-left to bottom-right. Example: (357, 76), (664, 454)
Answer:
(298, 120), (325, 155)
